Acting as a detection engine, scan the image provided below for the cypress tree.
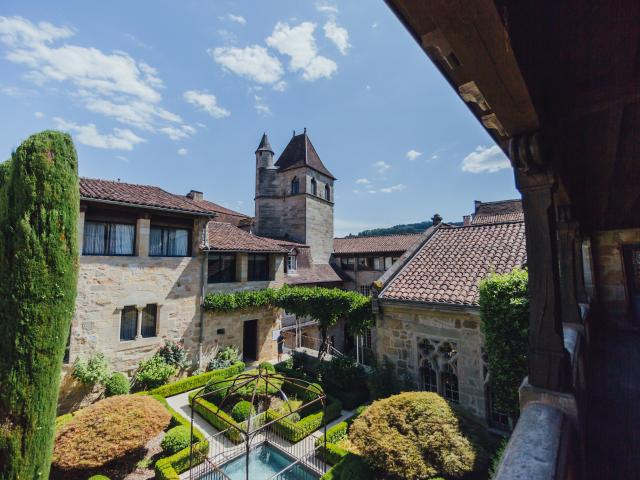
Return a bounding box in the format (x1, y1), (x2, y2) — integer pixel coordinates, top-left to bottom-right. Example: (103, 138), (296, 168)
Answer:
(0, 131), (79, 478)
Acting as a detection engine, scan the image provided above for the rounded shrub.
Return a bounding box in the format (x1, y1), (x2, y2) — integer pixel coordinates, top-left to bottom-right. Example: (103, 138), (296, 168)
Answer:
(53, 395), (171, 471)
(160, 425), (191, 455)
(258, 362), (275, 373)
(88, 476), (111, 480)
(231, 400), (255, 422)
(350, 392), (490, 480)
(134, 354), (177, 390)
(104, 372), (130, 397)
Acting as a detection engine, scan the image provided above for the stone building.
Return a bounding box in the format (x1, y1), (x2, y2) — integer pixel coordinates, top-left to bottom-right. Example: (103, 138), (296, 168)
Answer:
(374, 202), (526, 426)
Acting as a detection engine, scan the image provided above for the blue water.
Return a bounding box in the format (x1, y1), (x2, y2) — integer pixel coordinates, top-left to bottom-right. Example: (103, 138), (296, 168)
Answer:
(213, 444), (319, 480)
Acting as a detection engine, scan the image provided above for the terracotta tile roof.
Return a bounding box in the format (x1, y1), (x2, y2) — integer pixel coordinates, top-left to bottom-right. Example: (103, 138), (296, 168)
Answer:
(333, 233), (423, 255)
(275, 131), (335, 179)
(380, 222), (527, 306)
(205, 221), (288, 253)
(190, 198), (250, 226)
(284, 264), (344, 285)
(80, 177), (210, 214)
(472, 199), (524, 225)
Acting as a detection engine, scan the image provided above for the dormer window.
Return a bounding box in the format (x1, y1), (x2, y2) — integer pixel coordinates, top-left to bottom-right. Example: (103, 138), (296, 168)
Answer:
(325, 184), (331, 201)
(291, 177), (300, 195)
(310, 178), (317, 196)
(287, 251), (298, 273)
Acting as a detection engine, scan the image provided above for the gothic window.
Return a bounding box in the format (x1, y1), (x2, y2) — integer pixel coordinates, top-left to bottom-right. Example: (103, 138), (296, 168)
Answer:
(421, 361), (438, 392)
(311, 178), (317, 195)
(287, 252), (297, 273)
(291, 177), (300, 195)
(442, 364), (459, 403)
(325, 184), (331, 201)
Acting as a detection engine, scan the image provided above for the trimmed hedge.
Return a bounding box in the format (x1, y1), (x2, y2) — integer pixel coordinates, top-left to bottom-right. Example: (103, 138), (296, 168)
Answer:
(266, 396), (342, 443)
(315, 404), (367, 450)
(231, 400), (255, 422)
(88, 476), (111, 480)
(191, 395), (243, 443)
(161, 426), (191, 455)
(320, 453), (372, 480)
(148, 361), (244, 397)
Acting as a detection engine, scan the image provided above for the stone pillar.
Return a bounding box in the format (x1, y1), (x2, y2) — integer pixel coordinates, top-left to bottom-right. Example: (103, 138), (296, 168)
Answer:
(78, 207), (86, 255)
(510, 133), (571, 392)
(136, 216), (150, 257)
(574, 236), (589, 304)
(556, 206), (583, 325)
(273, 254), (285, 281)
(135, 306), (144, 339)
(237, 253), (248, 282)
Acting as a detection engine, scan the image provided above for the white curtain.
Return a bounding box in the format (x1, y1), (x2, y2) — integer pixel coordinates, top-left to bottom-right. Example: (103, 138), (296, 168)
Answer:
(150, 227), (188, 256)
(110, 224), (135, 255)
(83, 222), (105, 255)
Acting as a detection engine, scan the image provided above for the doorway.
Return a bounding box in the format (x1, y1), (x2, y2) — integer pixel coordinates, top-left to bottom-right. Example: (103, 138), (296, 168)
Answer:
(623, 244), (640, 326)
(243, 319), (258, 362)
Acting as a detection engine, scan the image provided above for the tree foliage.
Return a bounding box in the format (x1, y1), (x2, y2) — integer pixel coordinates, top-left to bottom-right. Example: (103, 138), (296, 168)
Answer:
(350, 392), (490, 480)
(479, 268), (529, 419)
(0, 131), (79, 478)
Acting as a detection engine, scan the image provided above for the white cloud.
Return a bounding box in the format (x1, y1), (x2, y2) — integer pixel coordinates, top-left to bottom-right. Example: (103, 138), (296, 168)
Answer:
(34, 111), (44, 118)
(159, 125), (196, 141)
(53, 117), (145, 150)
(315, 2), (339, 14)
(461, 145), (511, 173)
(379, 184), (407, 194)
(0, 16), (189, 145)
(323, 20), (350, 55)
(266, 22), (337, 81)
(254, 94), (271, 116)
(211, 45), (283, 85)
(355, 178), (370, 185)
(371, 22), (378, 29)
(177, 148), (188, 156)
(227, 14), (246, 25)
(430, 154), (439, 161)
(374, 160), (390, 174)
(272, 80), (287, 92)
(115, 154), (128, 162)
(406, 149), (422, 161)
(183, 90), (230, 118)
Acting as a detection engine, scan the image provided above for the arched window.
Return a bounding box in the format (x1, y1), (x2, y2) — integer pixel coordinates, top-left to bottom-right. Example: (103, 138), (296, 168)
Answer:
(286, 250), (297, 273)
(310, 178), (317, 196)
(441, 364), (459, 403)
(325, 184), (331, 201)
(420, 361), (438, 393)
(291, 177), (300, 195)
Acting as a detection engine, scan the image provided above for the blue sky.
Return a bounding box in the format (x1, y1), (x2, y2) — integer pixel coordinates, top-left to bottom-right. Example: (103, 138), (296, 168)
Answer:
(0, 1), (518, 236)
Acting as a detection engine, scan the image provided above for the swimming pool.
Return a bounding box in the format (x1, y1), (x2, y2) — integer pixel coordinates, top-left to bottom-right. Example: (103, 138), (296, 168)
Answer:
(207, 444), (320, 480)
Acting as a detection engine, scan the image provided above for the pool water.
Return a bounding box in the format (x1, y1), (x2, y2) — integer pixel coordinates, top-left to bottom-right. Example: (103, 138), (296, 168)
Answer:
(217, 444), (319, 480)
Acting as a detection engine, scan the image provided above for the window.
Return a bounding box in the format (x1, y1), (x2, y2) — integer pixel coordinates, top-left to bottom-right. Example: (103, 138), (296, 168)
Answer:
(324, 184), (331, 201)
(248, 254), (269, 281)
(208, 253), (236, 283)
(340, 257), (355, 271)
(359, 285), (372, 296)
(363, 328), (372, 349)
(421, 363), (438, 393)
(384, 257), (394, 270)
(487, 386), (511, 430)
(373, 257), (382, 270)
(291, 177), (300, 195)
(357, 257), (374, 271)
(141, 304), (157, 338)
(287, 253), (297, 273)
(83, 221), (135, 255)
(442, 365), (459, 403)
(150, 226), (190, 257)
(120, 306), (137, 341)
(310, 178), (317, 195)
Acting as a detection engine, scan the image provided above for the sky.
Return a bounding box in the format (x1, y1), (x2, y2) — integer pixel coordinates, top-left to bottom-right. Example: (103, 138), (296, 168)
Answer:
(0, 1), (519, 236)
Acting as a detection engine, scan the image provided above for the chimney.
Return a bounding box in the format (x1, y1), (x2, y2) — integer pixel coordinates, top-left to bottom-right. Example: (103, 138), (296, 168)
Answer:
(238, 217), (254, 232)
(187, 190), (203, 201)
(474, 200), (482, 212)
(431, 213), (442, 226)
(463, 215), (471, 226)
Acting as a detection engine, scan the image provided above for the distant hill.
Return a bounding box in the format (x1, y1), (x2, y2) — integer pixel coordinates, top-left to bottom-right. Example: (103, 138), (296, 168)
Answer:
(355, 219), (462, 237)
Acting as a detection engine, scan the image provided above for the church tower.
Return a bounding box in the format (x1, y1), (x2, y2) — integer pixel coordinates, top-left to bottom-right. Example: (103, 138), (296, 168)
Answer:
(254, 129), (335, 264)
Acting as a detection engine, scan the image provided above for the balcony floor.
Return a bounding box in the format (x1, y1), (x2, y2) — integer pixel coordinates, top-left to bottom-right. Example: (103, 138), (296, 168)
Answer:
(586, 329), (640, 479)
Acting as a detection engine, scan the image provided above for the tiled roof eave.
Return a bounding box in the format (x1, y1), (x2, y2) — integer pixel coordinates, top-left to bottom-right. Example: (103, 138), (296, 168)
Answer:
(377, 296), (480, 311)
(81, 196), (213, 216)
(201, 246), (287, 253)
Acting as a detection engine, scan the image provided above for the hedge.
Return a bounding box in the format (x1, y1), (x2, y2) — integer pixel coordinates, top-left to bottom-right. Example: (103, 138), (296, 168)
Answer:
(147, 361), (244, 397)
(266, 396), (342, 443)
(315, 404), (367, 450)
(320, 453), (372, 480)
(191, 395), (244, 443)
(0, 131), (79, 478)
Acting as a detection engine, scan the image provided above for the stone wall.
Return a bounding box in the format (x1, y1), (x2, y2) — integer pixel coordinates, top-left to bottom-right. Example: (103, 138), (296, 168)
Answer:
(593, 228), (640, 327)
(376, 302), (487, 420)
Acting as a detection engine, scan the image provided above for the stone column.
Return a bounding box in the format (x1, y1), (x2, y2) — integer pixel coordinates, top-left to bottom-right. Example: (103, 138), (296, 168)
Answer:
(237, 253), (248, 282)
(136, 216), (150, 257)
(273, 254), (285, 281)
(510, 133), (571, 392)
(135, 306), (144, 339)
(574, 236), (589, 304)
(77, 207), (86, 255)
(556, 206), (583, 325)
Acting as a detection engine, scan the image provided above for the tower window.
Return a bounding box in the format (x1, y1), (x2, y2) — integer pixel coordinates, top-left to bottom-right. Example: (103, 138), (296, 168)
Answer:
(310, 178), (317, 196)
(287, 253), (297, 273)
(291, 177), (300, 195)
(325, 184), (330, 201)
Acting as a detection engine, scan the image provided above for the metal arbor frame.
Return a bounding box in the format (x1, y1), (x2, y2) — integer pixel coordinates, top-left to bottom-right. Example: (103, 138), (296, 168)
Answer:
(188, 367), (327, 480)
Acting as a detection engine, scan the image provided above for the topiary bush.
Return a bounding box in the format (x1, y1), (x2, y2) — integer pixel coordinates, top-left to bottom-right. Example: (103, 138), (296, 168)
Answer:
(231, 400), (255, 422)
(160, 425), (191, 455)
(135, 354), (177, 390)
(350, 392), (490, 480)
(88, 475), (111, 480)
(104, 372), (130, 397)
(72, 353), (111, 386)
(0, 131), (79, 478)
(53, 395), (171, 472)
(479, 268), (529, 419)
(259, 361), (275, 373)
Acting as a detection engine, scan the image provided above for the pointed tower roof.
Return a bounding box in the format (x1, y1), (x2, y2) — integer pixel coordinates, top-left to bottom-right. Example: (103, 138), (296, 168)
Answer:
(275, 129), (336, 179)
(255, 132), (274, 154)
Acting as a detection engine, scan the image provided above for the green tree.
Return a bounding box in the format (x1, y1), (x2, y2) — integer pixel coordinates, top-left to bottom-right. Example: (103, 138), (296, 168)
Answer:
(0, 131), (80, 478)
(479, 268), (529, 419)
